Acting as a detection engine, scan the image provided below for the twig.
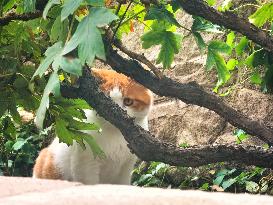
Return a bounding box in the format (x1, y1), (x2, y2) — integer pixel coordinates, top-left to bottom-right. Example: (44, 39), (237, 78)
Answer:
(106, 29), (163, 78)
(0, 11), (42, 26)
(176, 0), (273, 51)
(110, 1), (133, 44)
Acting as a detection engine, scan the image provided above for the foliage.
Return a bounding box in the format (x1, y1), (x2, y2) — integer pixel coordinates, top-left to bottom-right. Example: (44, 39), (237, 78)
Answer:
(0, 115), (50, 176)
(132, 161), (273, 194)
(0, 0), (273, 182)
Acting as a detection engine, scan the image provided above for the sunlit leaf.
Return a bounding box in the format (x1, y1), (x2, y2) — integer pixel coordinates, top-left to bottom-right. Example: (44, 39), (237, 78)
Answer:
(142, 30), (181, 68)
(235, 36), (248, 56)
(249, 3), (273, 27)
(226, 59), (238, 70)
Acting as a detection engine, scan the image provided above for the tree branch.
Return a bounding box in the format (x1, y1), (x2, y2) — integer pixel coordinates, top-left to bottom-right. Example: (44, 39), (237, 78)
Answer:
(0, 11), (42, 26)
(106, 29), (163, 78)
(60, 69), (273, 168)
(176, 0), (273, 51)
(104, 49), (273, 145)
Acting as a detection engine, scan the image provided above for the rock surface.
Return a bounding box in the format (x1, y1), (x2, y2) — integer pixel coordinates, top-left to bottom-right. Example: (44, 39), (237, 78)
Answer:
(117, 9), (273, 146)
(0, 176), (273, 205)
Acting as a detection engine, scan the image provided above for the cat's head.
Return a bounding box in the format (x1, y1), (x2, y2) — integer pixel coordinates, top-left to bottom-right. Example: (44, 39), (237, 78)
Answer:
(92, 68), (153, 120)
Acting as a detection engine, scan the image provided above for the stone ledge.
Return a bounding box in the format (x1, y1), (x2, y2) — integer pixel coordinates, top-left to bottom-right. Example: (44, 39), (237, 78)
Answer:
(0, 177), (273, 205)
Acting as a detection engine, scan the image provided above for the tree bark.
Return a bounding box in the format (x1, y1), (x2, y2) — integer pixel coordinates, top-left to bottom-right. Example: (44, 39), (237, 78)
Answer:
(176, 0), (273, 51)
(60, 69), (273, 168)
(105, 49), (273, 145)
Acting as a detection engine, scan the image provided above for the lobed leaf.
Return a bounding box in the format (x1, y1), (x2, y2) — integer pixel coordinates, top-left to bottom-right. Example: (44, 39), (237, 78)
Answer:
(55, 118), (74, 145)
(62, 8), (118, 65)
(145, 5), (181, 27)
(141, 30), (181, 68)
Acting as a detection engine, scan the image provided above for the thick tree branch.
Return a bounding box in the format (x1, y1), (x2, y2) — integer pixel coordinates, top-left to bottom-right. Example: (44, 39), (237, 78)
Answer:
(0, 11), (42, 26)
(176, 0), (273, 51)
(60, 69), (273, 168)
(104, 49), (273, 145)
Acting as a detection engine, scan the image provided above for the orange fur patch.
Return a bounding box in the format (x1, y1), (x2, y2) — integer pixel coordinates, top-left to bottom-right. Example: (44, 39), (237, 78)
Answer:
(92, 68), (152, 110)
(33, 148), (62, 179)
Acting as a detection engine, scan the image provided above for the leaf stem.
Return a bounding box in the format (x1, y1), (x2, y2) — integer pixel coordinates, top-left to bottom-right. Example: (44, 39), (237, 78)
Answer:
(110, 1), (133, 44)
(65, 14), (75, 45)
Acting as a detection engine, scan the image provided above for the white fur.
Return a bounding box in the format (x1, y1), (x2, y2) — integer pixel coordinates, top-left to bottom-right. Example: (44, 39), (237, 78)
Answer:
(48, 87), (152, 185)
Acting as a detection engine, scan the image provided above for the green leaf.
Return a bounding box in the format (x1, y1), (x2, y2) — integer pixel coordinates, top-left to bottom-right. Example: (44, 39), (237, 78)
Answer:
(50, 15), (69, 42)
(208, 41), (232, 54)
(206, 41), (231, 91)
(43, 0), (61, 19)
(60, 57), (82, 76)
(244, 49), (263, 68)
(78, 132), (105, 158)
(222, 178), (236, 190)
(200, 182), (209, 190)
(213, 175), (225, 185)
(192, 16), (221, 33)
(32, 42), (63, 78)
(13, 76), (28, 89)
(3, 0), (16, 12)
(193, 32), (206, 52)
(226, 59), (238, 70)
(23, 0), (36, 12)
(206, 50), (215, 71)
(62, 8), (118, 65)
(55, 118), (74, 145)
(68, 118), (99, 130)
(61, 0), (84, 21)
(206, 0), (216, 6)
(145, 5), (181, 27)
(141, 30), (181, 68)
(12, 138), (26, 151)
(249, 3), (273, 27)
(235, 36), (248, 56)
(35, 71), (60, 129)
(85, 0), (104, 7)
(218, 0), (233, 12)
(245, 181), (259, 193)
(226, 31), (235, 48)
(213, 52), (231, 92)
(250, 71), (262, 85)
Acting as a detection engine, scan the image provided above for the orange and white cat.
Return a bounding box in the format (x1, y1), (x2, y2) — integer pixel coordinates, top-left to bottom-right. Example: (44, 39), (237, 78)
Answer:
(33, 68), (153, 185)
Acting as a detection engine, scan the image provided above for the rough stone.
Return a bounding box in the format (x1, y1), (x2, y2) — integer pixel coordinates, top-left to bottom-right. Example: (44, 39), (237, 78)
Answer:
(0, 177), (273, 205)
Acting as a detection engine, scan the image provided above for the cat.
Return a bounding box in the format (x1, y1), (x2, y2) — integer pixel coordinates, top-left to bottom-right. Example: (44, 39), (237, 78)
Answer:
(33, 68), (153, 185)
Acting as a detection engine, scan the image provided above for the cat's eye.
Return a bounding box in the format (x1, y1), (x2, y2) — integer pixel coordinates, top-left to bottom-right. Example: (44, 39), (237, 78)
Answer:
(123, 98), (134, 106)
